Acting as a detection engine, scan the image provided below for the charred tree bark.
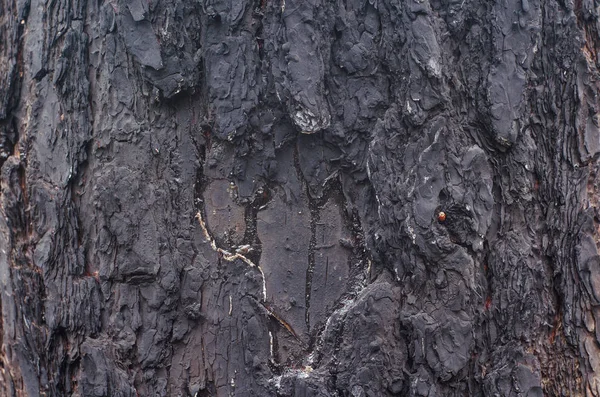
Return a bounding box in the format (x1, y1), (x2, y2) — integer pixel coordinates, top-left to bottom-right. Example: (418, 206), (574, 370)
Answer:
(1, 0), (600, 395)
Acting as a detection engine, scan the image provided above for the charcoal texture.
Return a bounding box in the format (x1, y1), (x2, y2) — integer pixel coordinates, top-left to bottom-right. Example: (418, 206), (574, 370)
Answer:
(1, 0), (600, 396)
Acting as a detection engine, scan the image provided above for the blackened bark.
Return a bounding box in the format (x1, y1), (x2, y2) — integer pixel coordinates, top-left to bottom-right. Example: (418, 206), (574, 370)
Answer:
(1, 0), (600, 395)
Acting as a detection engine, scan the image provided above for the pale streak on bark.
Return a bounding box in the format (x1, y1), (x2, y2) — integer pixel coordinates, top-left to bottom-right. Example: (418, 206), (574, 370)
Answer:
(195, 211), (267, 301)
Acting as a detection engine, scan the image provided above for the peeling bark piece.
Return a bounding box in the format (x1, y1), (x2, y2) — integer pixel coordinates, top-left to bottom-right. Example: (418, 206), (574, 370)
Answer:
(411, 15), (442, 79)
(486, 52), (526, 148)
(118, 10), (163, 70)
(79, 340), (136, 397)
(483, 0), (541, 149)
(275, 0), (331, 133)
(125, 0), (148, 22)
(204, 22), (259, 139)
(576, 60), (600, 162)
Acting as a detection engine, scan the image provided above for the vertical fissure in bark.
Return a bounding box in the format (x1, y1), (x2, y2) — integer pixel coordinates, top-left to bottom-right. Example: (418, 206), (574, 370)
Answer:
(305, 196), (318, 333)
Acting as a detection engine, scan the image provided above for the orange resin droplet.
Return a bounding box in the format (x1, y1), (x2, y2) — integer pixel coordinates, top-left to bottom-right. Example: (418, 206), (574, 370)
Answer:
(438, 211), (446, 222)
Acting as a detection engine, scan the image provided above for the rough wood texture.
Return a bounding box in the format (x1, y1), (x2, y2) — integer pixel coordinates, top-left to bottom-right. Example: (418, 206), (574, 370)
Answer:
(1, 0), (600, 395)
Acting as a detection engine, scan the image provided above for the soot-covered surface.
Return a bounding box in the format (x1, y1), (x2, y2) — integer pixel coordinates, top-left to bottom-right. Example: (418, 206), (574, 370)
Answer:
(1, 0), (600, 395)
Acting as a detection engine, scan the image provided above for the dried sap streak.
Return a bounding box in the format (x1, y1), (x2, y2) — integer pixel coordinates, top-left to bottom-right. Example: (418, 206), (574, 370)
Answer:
(196, 211), (267, 301)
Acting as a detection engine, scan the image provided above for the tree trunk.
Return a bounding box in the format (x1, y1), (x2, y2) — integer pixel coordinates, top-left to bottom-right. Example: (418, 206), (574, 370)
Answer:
(1, 0), (600, 395)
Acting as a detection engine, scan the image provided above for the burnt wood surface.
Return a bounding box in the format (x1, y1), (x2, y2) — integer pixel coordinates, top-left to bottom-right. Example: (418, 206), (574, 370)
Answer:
(2, 0), (600, 395)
